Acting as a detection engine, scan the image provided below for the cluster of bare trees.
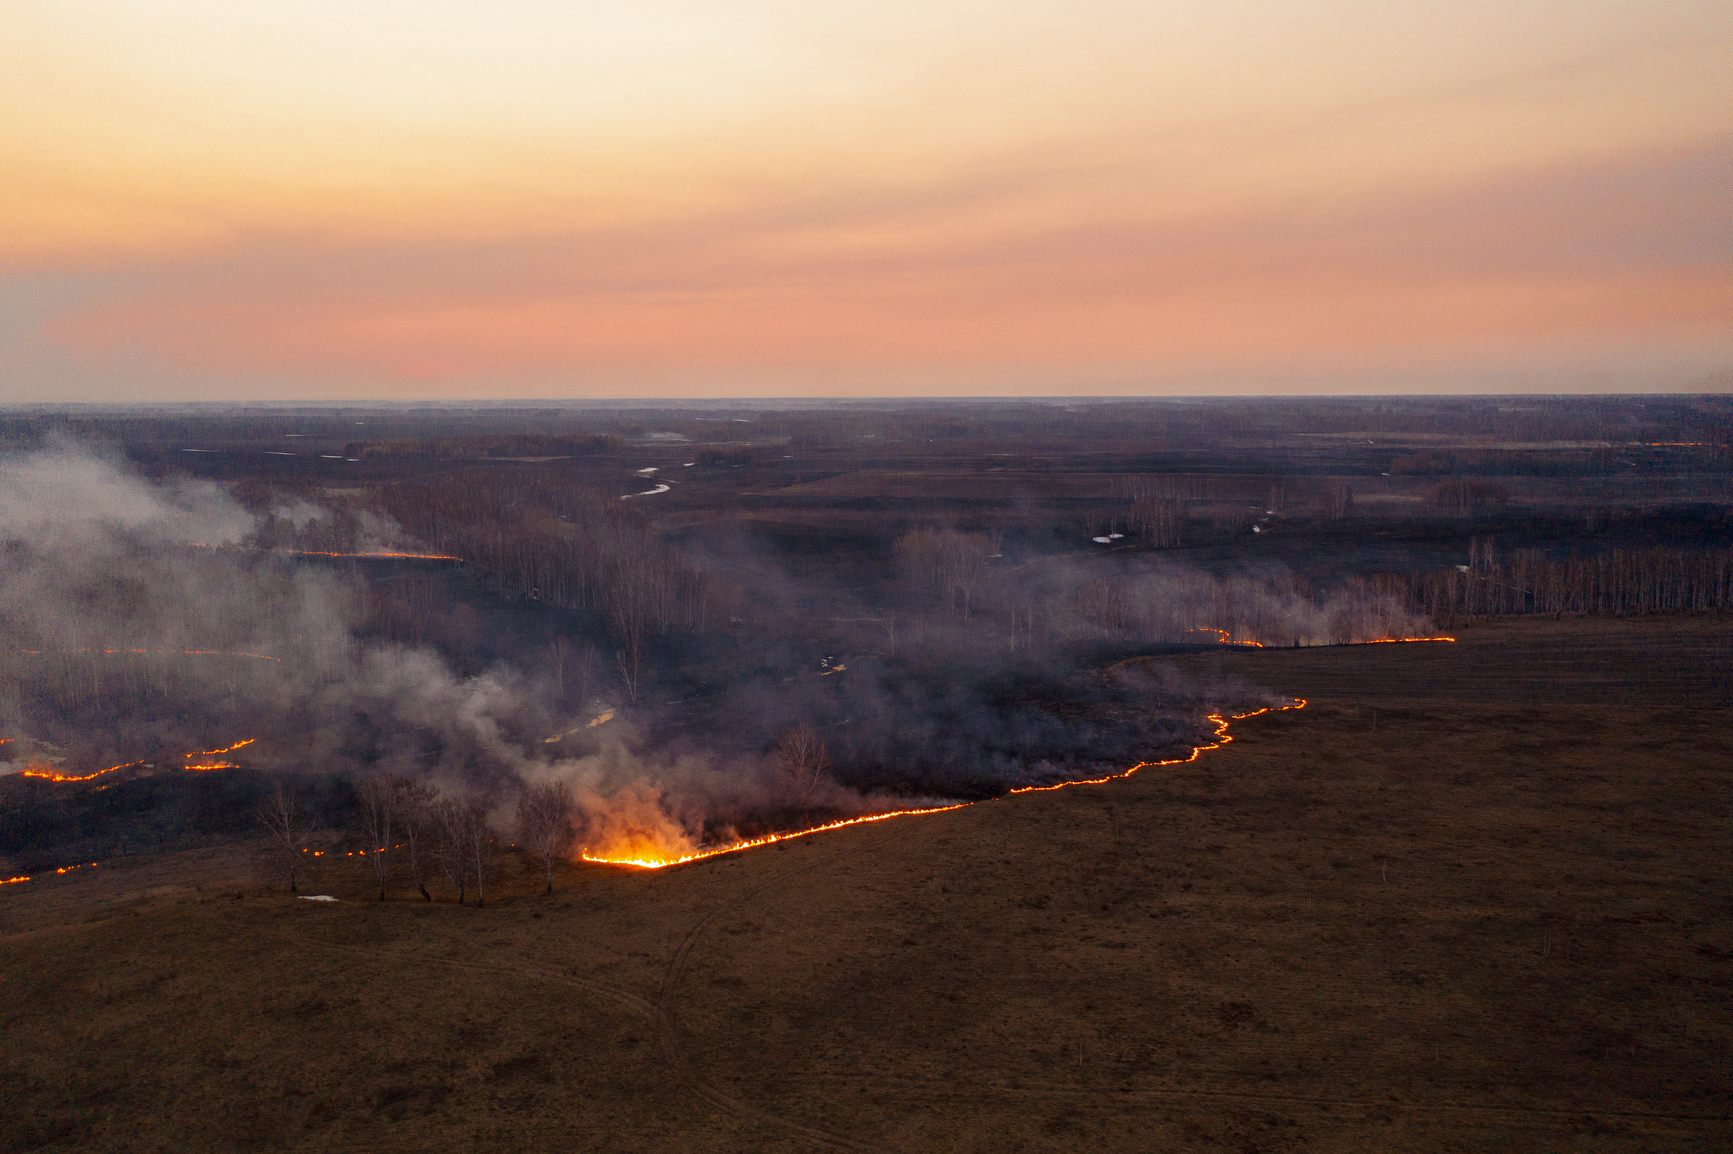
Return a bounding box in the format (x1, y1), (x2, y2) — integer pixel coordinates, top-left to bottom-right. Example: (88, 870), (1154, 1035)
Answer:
(1127, 493), (1185, 547)
(372, 470), (717, 637)
(1409, 542), (1733, 625)
(893, 528), (996, 618)
(772, 724), (834, 814)
(256, 773), (579, 906)
(1326, 483), (1355, 520)
(515, 781), (576, 894)
(1430, 479), (1510, 512)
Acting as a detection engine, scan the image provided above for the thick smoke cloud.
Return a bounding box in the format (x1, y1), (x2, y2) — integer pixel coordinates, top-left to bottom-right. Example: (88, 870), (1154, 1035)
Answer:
(0, 443), (925, 857)
(2, 443), (1368, 861)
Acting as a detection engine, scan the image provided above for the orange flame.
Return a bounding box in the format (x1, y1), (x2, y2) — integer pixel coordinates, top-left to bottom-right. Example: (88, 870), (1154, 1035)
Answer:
(24, 738), (256, 783)
(582, 803), (974, 869)
(186, 739), (256, 757)
(1, 875), (29, 886)
(22, 759), (144, 783)
(583, 700), (1308, 869)
(1007, 702), (1304, 795)
(1189, 626), (1264, 647)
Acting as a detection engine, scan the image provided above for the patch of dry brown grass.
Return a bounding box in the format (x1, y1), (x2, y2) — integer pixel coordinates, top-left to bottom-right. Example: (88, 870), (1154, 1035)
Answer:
(3, 616), (1729, 1152)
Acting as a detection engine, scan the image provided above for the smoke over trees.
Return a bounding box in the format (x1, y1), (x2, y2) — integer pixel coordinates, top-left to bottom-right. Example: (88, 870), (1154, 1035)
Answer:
(772, 724), (833, 811)
(0, 437), (1500, 875)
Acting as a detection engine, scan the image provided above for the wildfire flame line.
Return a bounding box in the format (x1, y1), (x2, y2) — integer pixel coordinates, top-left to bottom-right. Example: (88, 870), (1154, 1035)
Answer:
(0, 862), (96, 888)
(186, 739), (255, 757)
(22, 739), (257, 783)
(22, 759), (146, 783)
(1188, 626), (1263, 647)
(1186, 629), (1457, 649)
(582, 701), (1307, 870)
(581, 802), (975, 870)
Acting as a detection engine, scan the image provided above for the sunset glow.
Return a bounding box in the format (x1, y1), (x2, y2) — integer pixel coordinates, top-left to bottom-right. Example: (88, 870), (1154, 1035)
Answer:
(3, 2), (1729, 399)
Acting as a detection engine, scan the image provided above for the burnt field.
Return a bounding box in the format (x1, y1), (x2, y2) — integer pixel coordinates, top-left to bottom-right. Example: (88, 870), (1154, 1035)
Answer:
(2, 613), (1730, 1153)
(1, 397), (1731, 1150)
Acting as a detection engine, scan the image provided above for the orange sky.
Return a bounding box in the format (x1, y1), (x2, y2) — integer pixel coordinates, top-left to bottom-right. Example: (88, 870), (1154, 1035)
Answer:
(3, 2), (1730, 399)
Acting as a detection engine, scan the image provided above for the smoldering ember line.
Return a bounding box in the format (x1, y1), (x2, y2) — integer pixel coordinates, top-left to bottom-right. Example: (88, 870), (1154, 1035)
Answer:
(580, 700), (1307, 869)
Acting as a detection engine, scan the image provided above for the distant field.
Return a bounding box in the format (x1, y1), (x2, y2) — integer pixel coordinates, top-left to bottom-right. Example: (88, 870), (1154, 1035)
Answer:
(3, 614), (1730, 1153)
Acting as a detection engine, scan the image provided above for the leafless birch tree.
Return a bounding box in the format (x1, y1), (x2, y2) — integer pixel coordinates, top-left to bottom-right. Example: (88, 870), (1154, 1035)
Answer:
(256, 781), (318, 894)
(466, 802), (502, 907)
(515, 780), (576, 894)
(433, 797), (474, 904)
(394, 777), (438, 901)
(354, 773), (396, 900)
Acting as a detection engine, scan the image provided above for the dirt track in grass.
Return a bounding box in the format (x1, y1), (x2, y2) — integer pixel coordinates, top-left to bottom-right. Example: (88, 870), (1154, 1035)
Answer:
(3, 614), (1730, 1152)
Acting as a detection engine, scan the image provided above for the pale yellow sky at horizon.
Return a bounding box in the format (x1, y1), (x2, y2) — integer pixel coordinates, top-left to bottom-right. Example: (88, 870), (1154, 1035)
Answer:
(2, 1), (1729, 399)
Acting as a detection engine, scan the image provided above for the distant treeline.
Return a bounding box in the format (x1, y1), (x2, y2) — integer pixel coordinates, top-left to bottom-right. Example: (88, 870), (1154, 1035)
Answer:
(342, 434), (621, 459)
(1428, 479), (1510, 512)
(1390, 450), (1628, 477)
(1404, 541), (1733, 626)
(371, 469), (718, 639)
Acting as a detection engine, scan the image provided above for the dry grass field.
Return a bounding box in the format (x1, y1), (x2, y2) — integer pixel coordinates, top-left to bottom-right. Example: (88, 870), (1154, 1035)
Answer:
(3, 614), (1730, 1152)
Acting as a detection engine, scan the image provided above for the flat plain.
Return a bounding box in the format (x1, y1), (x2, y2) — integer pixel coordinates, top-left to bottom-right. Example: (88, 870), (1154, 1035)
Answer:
(4, 613), (1730, 1152)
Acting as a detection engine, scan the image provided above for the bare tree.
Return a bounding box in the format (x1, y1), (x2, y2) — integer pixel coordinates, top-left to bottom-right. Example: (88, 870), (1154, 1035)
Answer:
(878, 607), (898, 654)
(394, 777), (438, 901)
(575, 641), (597, 705)
(515, 780), (576, 894)
(466, 802), (502, 907)
(773, 724), (833, 812)
(354, 773), (396, 900)
(614, 647), (640, 705)
(547, 636), (571, 697)
(433, 797), (474, 904)
(1327, 482), (1354, 520)
(256, 781), (318, 894)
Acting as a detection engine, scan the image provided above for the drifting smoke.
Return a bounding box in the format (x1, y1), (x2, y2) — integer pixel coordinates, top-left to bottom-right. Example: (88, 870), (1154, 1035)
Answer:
(0, 442), (914, 858)
(0, 442), (1431, 863)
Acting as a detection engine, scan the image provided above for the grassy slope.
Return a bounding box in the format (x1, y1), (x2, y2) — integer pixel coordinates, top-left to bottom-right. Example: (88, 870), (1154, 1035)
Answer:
(3, 615), (1730, 1153)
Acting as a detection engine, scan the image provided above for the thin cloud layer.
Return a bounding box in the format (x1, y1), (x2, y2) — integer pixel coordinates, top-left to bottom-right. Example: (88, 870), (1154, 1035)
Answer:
(2, 2), (1729, 397)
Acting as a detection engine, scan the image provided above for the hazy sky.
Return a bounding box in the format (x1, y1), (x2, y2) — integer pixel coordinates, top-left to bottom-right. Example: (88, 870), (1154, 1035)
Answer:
(3, 2), (1730, 400)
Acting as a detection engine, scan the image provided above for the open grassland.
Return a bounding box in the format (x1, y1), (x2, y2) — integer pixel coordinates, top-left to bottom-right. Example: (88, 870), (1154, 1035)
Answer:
(3, 615), (1729, 1152)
